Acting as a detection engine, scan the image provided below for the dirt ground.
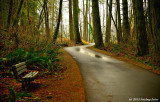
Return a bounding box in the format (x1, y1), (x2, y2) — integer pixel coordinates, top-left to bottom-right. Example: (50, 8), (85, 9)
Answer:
(0, 48), (85, 102)
(32, 48), (85, 102)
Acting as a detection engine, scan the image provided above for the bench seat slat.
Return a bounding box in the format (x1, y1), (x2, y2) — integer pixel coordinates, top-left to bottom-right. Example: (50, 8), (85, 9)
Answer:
(23, 71), (39, 79)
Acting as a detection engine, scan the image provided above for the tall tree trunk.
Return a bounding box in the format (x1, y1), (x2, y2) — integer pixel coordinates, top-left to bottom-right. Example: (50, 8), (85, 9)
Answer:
(69, 0), (74, 40)
(147, 0), (152, 43)
(80, 21), (82, 38)
(51, 0), (55, 33)
(103, 3), (105, 35)
(53, 0), (63, 43)
(92, 0), (104, 48)
(89, 0), (91, 42)
(150, 0), (160, 62)
(12, 0), (24, 48)
(105, 0), (112, 44)
(83, 0), (86, 41)
(44, 0), (50, 38)
(7, 0), (13, 28)
(61, 12), (63, 42)
(12, 0), (24, 27)
(26, 0), (30, 24)
(134, 0), (149, 56)
(73, 0), (82, 44)
(116, 0), (122, 43)
(132, 0), (136, 41)
(122, 0), (130, 42)
(37, 3), (44, 29)
(115, 3), (117, 42)
(106, 0), (108, 21)
(85, 0), (88, 41)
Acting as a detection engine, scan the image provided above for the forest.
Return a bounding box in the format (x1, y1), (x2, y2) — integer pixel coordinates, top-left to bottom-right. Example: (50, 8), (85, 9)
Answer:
(0, 0), (160, 101)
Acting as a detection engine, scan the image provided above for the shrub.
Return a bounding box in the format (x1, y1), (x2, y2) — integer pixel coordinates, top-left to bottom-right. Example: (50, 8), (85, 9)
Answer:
(0, 43), (61, 71)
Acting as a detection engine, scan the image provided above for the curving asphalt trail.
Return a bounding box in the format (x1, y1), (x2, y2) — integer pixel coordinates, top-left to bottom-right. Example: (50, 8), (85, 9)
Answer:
(64, 44), (160, 102)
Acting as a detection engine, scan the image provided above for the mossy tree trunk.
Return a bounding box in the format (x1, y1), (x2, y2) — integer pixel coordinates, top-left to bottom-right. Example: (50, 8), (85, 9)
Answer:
(7, 0), (13, 28)
(89, 0), (91, 42)
(132, 0), (136, 40)
(37, 3), (44, 29)
(73, 0), (82, 44)
(44, 0), (50, 38)
(150, 0), (160, 62)
(85, 0), (88, 41)
(116, 0), (122, 44)
(69, 0), (74, 40)
(92, 0), (104, 48)
(51, 0), (55, 33)
(12, 0), (24, 48)
(105, 0), (112, 45)
(134, 0), (149, 56)
(83, 0), (86, 41)
(122, 0), (130, 42)
(53, 0), (63, 43)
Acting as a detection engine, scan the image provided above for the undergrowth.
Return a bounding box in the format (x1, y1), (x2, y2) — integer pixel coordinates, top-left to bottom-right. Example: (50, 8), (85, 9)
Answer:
(102, 43), (160, 70)
(0, 27), (63, 101)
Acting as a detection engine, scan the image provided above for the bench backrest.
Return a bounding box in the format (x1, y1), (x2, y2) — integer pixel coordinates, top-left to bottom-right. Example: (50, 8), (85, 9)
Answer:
(12, 62), (27, 79)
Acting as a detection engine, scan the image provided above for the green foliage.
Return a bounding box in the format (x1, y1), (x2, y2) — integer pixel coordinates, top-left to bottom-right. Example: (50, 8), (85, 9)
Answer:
(8, 86), (33, 102)
(34, 96), (40, 100)
(104, 43), (160, 69)
(46, 95), (52, 99)
(8, 86), (16, 102)
(16, 91), (33, 100)
(89, 23), (94, 42)
(113, 44), (119, 52)
(5, 48), (26, 64)
(77, 8), (82, 13)
(1, 44), (60, 70)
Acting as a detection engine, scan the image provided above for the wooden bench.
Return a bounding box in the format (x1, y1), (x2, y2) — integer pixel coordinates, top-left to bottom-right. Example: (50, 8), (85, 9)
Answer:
(12, 62), (39, 90)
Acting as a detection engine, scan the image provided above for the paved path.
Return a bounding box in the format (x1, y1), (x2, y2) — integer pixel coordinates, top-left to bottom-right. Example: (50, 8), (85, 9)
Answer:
(64, 44), (160, 102)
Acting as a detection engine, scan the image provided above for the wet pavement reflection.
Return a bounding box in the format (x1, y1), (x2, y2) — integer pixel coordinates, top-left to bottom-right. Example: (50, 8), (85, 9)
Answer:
(64, 44), (160, 102)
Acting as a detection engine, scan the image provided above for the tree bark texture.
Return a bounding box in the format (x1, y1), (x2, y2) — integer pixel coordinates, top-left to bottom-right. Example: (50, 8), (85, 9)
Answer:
(12, 0), (24, 48)
(116, 0), (122, 44)
(44, 0), (50, 38)
(85, 0), (88, 41)
(134, 0), (149, 56)
(12, 0), (24, 27)
(150, 0), (160, 62)
(37, 3), (45, 29)
(53, 0), (63, 43)
(92, 0), (104, 48)
(73, 0), (82, 43)
(69, 0), (74, 40)
(122, 0), (130, 42)
(105, 0), (112, 44)
(83, 0), (86, 41)
(7, 0), (13, 28)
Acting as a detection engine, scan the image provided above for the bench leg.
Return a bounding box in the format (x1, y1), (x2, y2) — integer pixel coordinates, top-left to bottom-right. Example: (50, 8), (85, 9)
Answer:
(26, 81), (30, 86)
(22, 81), (25, 90)
(28, 81), (30, 86)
